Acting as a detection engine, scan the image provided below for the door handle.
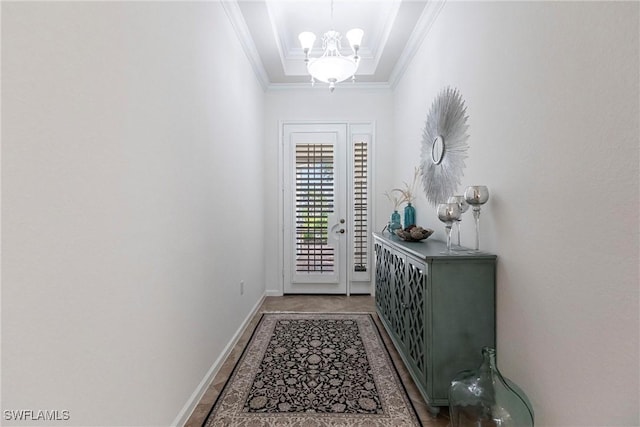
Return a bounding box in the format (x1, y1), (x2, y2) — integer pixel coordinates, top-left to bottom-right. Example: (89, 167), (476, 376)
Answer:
(336, 229), (345, 234)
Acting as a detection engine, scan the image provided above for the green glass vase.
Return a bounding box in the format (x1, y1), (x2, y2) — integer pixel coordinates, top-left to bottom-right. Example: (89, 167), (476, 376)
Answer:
(449, 347), (534, 427)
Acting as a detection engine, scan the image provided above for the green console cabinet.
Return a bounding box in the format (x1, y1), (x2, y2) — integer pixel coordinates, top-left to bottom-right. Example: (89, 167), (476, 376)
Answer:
(373, 232), (496, 414)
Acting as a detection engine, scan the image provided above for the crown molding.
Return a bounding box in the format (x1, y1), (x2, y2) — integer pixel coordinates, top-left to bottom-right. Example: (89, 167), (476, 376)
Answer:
(221, 0), (270, 91)
(370, 0), (402, 72)
(388, 0), (446, 89)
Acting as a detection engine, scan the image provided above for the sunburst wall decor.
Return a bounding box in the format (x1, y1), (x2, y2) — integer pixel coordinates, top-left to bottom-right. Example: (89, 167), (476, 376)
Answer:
(420, 87), (470, 206)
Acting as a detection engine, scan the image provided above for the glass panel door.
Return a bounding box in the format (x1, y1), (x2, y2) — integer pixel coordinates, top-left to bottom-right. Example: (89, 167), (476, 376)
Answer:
(283, 124), (347, 293)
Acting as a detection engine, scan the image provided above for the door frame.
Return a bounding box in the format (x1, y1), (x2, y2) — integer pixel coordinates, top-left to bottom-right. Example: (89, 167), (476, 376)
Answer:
(277, 120), (376, 296)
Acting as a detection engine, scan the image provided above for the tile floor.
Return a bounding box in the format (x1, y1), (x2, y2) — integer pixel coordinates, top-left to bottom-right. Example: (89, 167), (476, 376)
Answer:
(184, 295), (450, 427)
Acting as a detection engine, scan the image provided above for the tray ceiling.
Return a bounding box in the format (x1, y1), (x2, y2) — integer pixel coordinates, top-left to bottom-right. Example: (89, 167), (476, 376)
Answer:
(224, 0), (444, 89)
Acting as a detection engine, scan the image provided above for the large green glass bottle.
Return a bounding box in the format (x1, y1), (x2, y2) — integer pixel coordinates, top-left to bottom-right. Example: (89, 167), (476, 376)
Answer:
(449, 347), (534, 427)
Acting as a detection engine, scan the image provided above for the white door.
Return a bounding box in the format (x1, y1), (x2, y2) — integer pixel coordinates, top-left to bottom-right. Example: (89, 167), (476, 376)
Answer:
(283, 123), (372, 294)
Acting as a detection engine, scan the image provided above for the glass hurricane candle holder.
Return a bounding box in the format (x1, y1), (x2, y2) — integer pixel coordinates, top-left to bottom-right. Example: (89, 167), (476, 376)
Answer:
(464, 186), (489, 251)
(437, 202), (461, 254)
(447, 195), (469, 248)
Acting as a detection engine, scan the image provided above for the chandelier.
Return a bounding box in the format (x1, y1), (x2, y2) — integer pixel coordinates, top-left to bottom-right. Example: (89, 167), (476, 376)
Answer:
(298, 6), (363, 92)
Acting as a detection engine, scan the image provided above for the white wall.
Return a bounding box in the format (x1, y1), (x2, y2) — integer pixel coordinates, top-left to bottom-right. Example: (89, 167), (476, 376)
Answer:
(392, 1), (639, 425)
(263, 87), (394, 295)
(1, 2), (265, 426)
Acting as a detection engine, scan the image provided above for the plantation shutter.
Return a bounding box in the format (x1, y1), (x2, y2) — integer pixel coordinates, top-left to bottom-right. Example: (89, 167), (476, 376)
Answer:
(353, 140), (368, 273)
(295, 143), (335, 273)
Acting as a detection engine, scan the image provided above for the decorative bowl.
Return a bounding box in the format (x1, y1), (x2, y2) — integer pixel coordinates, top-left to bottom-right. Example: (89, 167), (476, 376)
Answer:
(395, 226), (434, 242)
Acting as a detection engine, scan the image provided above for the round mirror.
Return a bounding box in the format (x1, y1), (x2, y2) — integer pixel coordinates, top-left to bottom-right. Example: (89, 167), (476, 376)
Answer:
(431, 135), (445, 165)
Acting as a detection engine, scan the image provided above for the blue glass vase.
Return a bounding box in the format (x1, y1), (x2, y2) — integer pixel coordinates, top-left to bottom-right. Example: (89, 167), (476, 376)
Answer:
(389, 210), (402, 235)
(404, 203), (416, 228)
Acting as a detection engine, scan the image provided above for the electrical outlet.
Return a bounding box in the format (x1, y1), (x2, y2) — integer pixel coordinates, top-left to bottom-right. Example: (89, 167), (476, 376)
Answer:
(240, 280), (244, 295)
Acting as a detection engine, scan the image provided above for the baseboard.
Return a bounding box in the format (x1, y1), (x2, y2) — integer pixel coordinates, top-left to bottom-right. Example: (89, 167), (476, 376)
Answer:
(172, 292), (266, 427)
(265, 289), (283, 297)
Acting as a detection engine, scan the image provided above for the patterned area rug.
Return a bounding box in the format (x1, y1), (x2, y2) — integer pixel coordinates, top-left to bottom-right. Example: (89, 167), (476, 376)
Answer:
(203, 312), (422, 427)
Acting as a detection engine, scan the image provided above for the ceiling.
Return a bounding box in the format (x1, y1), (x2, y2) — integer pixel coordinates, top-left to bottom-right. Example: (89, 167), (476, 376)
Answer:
(223, 0), (444, 89)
